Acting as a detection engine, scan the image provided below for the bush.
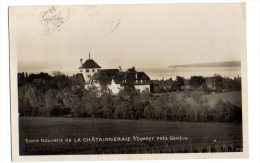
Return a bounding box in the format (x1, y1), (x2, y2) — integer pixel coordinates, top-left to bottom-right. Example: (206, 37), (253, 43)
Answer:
(17, 73), (242, 122)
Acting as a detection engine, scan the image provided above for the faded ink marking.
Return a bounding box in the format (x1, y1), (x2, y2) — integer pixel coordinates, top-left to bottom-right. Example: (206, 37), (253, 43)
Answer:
(39, 6), (70, 35)
(108, 17), (121, 35)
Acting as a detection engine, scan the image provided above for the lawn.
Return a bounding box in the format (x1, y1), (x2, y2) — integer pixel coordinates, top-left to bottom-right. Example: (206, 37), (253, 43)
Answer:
(167, 91), (241, 107)
(204, 91), (242, 107)
(19, 117), (243, 155)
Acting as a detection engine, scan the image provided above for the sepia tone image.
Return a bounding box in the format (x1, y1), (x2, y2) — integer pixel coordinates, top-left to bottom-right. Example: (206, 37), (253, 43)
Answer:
(9, 3), (247, 160)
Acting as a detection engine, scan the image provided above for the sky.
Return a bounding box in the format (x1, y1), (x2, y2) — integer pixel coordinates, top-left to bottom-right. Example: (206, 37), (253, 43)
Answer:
(9, 3), (246, 71)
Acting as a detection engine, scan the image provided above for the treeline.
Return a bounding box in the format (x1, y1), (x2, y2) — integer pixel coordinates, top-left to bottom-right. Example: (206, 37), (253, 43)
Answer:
(151, 75), (241, 93)
(18, 72), (242, 122)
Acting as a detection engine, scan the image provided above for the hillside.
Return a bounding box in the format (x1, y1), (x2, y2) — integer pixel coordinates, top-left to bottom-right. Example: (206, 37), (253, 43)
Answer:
(169, 61), (241, 68)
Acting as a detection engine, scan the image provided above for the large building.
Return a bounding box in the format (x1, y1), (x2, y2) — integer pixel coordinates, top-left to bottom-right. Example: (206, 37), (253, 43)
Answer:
(79, 53), (101, 84)
(79, 54), (151, 94)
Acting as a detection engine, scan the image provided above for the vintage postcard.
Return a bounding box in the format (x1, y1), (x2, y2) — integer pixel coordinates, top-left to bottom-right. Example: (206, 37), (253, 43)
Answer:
(9, 3), (248, 161)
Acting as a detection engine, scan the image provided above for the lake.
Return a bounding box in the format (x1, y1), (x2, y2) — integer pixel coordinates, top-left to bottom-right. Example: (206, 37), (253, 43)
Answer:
(139, 67), (241, 80)
(19, 66), (241, 80)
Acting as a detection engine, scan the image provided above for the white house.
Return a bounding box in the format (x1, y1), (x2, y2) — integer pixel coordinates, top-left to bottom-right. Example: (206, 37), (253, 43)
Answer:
(79, 55), (151, 94)
(79, 52), (101, 86)
(90, 67), (151, 94)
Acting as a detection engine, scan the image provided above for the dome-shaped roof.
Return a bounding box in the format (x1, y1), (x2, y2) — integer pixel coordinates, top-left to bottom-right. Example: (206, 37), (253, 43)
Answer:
(81, 59), (101, 69)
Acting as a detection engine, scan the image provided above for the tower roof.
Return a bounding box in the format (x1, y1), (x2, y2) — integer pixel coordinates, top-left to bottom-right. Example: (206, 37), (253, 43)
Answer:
(81, 59), (101, 69)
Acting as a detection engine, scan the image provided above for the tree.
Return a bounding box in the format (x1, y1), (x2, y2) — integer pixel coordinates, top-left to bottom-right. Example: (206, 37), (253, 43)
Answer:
(167, 94), (189, 121)
(176, 76), (185, 90)
(44, 89), (58, 116)
(51, 75), (72, 90)
(211, 99), (242, 122)
(52, 71), (64, 76)
(27, 72), (52, 83)
(22, 85), (40, 116)
(189, 76), (205, 89)
(114, 100), (129, 119)
(81, 86), (102, 117)
(140, 88), (151, 101)
(101, 92), (115, 118)
(190, 96), (210, 121)
(128, 96), (144, 120)
(148, 95), (170, 120)
(18, 94), (32, 116)
(57, 88), (79, 116)
(211, 99), (227, 121)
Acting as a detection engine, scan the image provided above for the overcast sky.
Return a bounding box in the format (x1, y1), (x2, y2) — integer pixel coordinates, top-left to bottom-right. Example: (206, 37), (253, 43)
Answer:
(10, 3), (246, 71)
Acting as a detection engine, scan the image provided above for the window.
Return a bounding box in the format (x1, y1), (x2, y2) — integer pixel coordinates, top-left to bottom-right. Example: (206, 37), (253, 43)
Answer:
(86, 69), (89, 73)
(80, 70), (83, 72)
(92, 69), (95, 72)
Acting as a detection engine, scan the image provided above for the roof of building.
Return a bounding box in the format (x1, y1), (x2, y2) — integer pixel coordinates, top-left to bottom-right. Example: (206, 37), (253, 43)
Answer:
(91, 68), (150, 86)
(136, 72), (150, 80)
(91, 69), (119, 86)
(113, 72), (130, 85)
(92, 69), (119, 80)
(81, 59), (101, 69)
(127, 67), (137, 73)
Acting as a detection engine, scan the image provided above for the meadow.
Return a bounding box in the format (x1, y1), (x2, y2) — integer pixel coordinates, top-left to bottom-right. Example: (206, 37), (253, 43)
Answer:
(19, 117), (243, 155)
(205, 91), (242, 107)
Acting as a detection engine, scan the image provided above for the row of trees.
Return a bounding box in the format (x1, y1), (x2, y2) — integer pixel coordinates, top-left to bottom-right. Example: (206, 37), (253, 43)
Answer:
(151, 75), (241, 93)
(18, 72), (242, 122)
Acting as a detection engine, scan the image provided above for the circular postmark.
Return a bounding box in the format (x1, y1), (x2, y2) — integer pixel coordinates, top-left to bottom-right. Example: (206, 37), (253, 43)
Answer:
(34, 6), (70, 35)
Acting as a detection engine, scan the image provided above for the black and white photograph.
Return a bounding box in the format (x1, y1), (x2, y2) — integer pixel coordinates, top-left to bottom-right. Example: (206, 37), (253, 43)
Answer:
(9, 3), (247, 161)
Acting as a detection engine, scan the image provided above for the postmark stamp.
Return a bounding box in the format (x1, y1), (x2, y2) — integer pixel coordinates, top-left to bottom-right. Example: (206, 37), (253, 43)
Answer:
(38, 6), (70, 35)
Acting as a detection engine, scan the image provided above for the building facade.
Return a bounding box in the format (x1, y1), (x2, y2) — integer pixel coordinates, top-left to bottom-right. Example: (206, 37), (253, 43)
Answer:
(79, 53), (101, 84)
(79, 55), (151, 93)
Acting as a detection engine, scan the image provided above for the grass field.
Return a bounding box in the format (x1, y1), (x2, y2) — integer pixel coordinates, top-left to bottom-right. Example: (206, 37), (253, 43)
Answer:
(19, 117), (243, 155)
(205, 91), (242, 107)
(169, 91), (241, 107)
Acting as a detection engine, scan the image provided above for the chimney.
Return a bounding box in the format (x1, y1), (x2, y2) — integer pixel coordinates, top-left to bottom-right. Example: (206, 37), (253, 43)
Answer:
(80, 58), (83, 67)
(132, 67), (135, 70)
(119, 66), (122, 72)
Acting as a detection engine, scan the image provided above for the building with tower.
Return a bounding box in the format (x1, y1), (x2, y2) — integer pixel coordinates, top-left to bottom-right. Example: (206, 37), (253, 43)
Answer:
(79, 52), (101, 84)
(79, 53), (151, 93)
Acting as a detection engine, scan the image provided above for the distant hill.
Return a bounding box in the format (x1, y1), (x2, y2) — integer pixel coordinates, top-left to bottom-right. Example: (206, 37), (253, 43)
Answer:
(169, 61), (241, 68)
